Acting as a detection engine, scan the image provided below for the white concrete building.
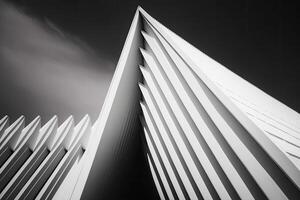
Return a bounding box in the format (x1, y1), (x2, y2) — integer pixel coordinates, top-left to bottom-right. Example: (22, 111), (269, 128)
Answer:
(1, 7), (299, 200)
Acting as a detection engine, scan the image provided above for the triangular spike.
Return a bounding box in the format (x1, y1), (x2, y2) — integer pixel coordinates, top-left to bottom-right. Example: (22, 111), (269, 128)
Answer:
(28, 115), (58, 151)
(48, 116), (74, 150)
(0, 115), (24, 144)
(61, 116), (76, 148)
(11, 116), (41, 151)
(66, 115), (90, 150)
(0, 116), (25, 150)
(80, 116), (92, 150)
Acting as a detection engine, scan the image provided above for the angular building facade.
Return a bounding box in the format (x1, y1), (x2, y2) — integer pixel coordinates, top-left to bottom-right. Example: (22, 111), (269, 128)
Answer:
(1, 7), (300, 200)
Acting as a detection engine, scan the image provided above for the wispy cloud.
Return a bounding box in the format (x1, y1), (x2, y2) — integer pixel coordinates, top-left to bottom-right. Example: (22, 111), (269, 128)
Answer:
(0, 2), (114, 123)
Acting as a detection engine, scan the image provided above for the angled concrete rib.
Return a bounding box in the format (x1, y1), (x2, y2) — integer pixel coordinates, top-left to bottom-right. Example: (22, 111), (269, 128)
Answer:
(0, 116), (58, 199)
(0, 116), (9, 139)
(147, 153), (166, 200)
(0, 116), (41, 193)
(143, 123), (175, 200)
(141, 96), (189, 199)
(0, 116), (25, 167)
(140, 66), (217, 200)
(137, 7), (300, 200)
(0, 115), (92, 200)
(36, 115), (91, 200)
(15, 116), (74, 200)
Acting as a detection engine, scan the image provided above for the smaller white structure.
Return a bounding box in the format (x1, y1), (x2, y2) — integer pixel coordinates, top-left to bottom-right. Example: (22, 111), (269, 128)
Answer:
(0, 115), (92, 200)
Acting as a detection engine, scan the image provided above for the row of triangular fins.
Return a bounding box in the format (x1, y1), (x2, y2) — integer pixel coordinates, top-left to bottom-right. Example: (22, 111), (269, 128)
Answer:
(0, 115), (92, 200)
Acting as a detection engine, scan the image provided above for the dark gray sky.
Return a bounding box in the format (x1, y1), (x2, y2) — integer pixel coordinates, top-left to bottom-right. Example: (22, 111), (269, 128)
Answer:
(1, 0), (300, 123)
(0, 1), (114, 123)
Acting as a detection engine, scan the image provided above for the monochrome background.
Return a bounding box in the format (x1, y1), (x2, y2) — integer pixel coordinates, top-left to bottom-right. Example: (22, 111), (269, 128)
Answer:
(1, 0), (299, 126)
(0, 1), (300, 199)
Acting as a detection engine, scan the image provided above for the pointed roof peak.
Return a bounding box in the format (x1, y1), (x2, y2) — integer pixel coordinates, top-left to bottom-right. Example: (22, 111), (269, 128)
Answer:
(137, 5), (146, 13)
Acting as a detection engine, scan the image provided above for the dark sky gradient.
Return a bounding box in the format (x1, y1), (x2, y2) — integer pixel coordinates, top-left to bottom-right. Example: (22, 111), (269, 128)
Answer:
(2, 0), (300, 122)
(0, 1), (114, 123)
